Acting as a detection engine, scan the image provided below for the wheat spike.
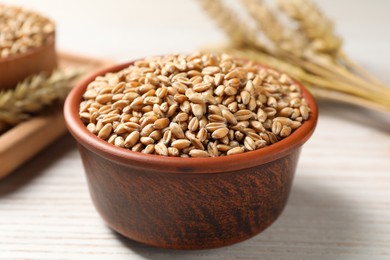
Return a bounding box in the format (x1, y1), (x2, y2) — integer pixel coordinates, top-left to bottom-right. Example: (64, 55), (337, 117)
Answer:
(199, 0), (390, 116)
(277, 0), (342, 55)
(0, 69), (83, 131)
(241, 0), (306, 55)
(199, 0), (262, 49)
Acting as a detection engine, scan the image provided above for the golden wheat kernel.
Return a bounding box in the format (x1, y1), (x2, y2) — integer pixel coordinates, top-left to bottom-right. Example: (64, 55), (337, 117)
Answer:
(290, 120), (302, 129)
(207, 142), (219, 157)
(188, 93), (205, 104)
(107, 134), (117, 144)
(250, 121), (265, 132)
(131, 143), (144, 152)
(171, 139), (191, 149)
(140, 136), (155, 145)
(142, 144), (155, 154)
(227, 146), (244, 155)
(179, 101), (191, 114)
(98, 123), (112, 139)
(290, 98), (301, 107)
(300, 105), (309, 120)
(189, 149), (209, 158)
(268, 132), (278, 144)
(202, 66), (221, 75)
(154, 141), (168, 156)
(115, 124), (131, 135)
(211, 127), (229, 139)
(140, 116), (156, 128)
(79, 112), (91, 122)
(124, 131), (140, 148)
(114, 136), (125, 148)
(87, 123), (96, 133)
(197, 127), (208, 142)
(216, 144), (231, 152)
(272, 121), (282, 135)
(227, 101), (238, 113)
(165, 104), (177, 117)
(141, 124), (155, 137)
(188, 117), (199, 132)
(191, 103), (204, 119)
(96, 94), (113, 104)
(166, 147), (179, 157)
(192, 138), (205, 150)
(153, 118), (169, 129)
(162, 130), (172, 144)
(208, 114), (226, 123)
(199, 116), (208, 129)
(244, 136), (256, 151)
(267, 96), (278, 108)
(264, 107), (277, 117)
(149, 130), (162, 141)
(102, 114), (121, 124)
(124, 122), (141, 131)
(280, 125), (292, 137)
(221, 135), (230, 145)
(170, 122), (185, 139)
(227, 78), (241, 88)
(279, 107), (294, 117)
(173, 94), (188, 103)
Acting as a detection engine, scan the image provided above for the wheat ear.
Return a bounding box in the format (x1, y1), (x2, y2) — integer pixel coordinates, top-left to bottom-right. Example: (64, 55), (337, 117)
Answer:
(0, 69), (83, 131)
(276, 0), (342, 55)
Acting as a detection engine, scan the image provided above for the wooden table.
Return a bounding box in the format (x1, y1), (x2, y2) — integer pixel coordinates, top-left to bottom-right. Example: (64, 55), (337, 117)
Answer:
(1, 0), (390, 259)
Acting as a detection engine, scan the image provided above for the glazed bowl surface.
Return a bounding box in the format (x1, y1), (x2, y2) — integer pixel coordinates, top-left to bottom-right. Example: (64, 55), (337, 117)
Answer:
(64, 60), (318, 250)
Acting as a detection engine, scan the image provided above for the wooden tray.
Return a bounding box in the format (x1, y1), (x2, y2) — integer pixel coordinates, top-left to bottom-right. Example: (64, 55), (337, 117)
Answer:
(0, 52), (112, 179)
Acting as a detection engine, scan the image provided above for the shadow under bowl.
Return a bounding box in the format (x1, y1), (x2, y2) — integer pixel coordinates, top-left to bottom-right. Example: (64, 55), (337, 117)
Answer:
(64, 60), (318, 250)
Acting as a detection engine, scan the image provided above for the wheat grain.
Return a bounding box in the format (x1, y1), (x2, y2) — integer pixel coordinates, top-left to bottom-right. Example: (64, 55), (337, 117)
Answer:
(79, 53), (310, 157)
(0, 4), (55, 58)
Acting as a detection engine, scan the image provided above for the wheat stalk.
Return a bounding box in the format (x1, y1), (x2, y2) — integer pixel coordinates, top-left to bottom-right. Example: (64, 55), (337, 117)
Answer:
(199, 0), (263, 49)
(276, 0), (342, 55)
(0, 69), (83, 132)
(276, 0), (389, 95)
(199, 0), (390, 116)
(241, 0), (306, 55)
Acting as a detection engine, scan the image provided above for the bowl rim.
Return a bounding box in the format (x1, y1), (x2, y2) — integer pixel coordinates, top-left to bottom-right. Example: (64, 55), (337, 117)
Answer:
(64, 58), (318, 174)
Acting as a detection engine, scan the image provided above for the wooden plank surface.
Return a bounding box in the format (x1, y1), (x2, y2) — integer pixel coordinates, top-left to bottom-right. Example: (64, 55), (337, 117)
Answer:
(0, 0), (390, 259)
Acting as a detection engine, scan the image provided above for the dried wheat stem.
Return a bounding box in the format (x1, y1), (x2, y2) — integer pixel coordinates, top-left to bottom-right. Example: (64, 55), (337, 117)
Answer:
(304, 51), (390, 97)
(0, 69), (83, 131)
(309, 87), (390, 114)
(339, 51), (389, 89)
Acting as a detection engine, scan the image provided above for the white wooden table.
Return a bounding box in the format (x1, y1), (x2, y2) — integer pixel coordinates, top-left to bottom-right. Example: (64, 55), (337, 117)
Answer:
(1, 1), (390, 259)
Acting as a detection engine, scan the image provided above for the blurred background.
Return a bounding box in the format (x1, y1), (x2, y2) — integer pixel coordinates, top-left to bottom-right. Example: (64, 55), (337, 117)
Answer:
(2, 0), (390, 81)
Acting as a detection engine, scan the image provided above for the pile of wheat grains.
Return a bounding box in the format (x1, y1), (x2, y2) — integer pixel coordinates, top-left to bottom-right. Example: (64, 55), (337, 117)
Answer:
(0, 4), (54, 58)
(79, 53), (310, 157)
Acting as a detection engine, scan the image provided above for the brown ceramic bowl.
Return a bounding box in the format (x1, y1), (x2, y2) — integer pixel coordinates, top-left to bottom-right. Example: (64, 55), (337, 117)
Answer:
(64, 60), (318, 250)
(0, 34), (57, 90)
